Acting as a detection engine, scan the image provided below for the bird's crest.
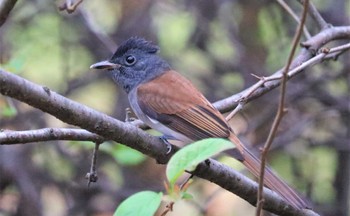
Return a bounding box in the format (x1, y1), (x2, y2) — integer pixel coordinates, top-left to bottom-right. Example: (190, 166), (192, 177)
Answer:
(112, 37), (159, 58)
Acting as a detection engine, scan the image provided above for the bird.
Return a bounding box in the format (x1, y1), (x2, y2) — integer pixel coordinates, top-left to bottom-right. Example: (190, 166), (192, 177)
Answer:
(90, 37), (308, 209)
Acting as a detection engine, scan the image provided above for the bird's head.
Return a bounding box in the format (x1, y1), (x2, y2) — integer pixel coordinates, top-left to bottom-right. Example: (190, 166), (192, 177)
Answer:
(90, 37), (170, 93)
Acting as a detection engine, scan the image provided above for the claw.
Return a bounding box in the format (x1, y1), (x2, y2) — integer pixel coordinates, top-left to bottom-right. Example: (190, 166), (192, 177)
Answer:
(159, 135), (172, 154)
(204, 159), (211, 166)
(125, 108), (137, 122)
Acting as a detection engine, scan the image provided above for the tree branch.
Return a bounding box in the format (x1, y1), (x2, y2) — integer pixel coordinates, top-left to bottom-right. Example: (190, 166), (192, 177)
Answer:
(1, 22), (349, 216)
(215, 26), (350, 114)
(0, 128), (103, 145)
(0, 69), (318, 216)
(257, 0), (309, 214)
(275, 0), (311, 39)
(297, 0), (329, 29)
(0, 69), (170, 162)
(0, 0), (18, 27)
(4, 39), (348, 146)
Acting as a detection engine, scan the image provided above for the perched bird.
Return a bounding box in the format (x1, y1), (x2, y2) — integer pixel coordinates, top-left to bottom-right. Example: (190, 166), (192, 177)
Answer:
(90, 37), (308, 209)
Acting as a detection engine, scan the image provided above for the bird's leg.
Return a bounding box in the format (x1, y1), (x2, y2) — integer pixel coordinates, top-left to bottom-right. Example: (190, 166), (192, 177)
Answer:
(125, 107), (137, 122)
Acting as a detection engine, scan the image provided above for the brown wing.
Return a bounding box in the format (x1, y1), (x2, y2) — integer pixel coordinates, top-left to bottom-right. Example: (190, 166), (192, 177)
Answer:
(137, 70), (231, 141)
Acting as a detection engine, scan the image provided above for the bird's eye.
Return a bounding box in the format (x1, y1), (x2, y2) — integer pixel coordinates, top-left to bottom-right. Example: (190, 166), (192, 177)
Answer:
(125, 55), (136, 65)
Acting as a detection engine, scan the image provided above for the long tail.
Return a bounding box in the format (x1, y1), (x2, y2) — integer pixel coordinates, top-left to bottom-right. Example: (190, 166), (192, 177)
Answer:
(229, 133), (309, 209)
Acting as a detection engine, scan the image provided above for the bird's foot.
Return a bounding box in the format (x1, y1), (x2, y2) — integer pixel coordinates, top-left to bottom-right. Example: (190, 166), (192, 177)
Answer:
(125, 108), (137, 122)
(159, 135), (173, 154)
(204, 159), (211, 167)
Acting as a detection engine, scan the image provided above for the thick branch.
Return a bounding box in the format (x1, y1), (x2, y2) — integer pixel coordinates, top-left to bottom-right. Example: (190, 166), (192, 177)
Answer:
(0, 70), (170, 162)
(0, 69), (318, 216)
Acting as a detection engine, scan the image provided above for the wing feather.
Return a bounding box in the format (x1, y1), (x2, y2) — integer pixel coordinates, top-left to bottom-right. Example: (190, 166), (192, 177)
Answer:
(137, 70), (230, 141)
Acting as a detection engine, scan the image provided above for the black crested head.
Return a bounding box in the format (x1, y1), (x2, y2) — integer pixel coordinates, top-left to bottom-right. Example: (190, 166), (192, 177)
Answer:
(100, 37), (170, 94)
(112, 37), (159, 58)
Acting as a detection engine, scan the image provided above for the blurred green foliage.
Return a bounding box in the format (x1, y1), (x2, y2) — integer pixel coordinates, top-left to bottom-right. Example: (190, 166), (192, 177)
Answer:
(207, 20), (236, 62)
(1, 105), (17, 117)
(4, 12), (93, 90)
(85, 0), (121, 33)
(101, 142), (146, 166)
(306, 147), (337, 203)
(258, 5), (291, 72)
(33, 143), (75, 181)
(272, 146), (337, 203)
(154, 10), (195, 57)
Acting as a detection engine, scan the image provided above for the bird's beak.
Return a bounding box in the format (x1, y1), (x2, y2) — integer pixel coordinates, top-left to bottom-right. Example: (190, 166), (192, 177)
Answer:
(90, 60), (121, 70)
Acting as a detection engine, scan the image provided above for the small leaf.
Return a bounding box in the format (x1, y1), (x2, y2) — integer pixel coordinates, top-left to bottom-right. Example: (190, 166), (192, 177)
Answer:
(114, 191), (162, 216)
(166, 138), (233, 187)
(181, 192), (193, 200)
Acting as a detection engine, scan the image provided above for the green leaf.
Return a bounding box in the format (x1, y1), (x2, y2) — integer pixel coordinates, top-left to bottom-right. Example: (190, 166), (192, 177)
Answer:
(181, 192), (193, 200)
(114, 191), (163, 216)
(166, 138), (233, 187)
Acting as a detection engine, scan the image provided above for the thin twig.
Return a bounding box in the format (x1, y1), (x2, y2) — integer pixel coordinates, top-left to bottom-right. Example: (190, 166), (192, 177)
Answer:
(86, 141), (101, 186)
(222, 34), (350, 122)
(79, 8), (117, 53)
(327, 42), (350, 53)
(256, 0), (309, 215)
(179, 174), (193, 190)
(160, 201), (174, 216)
(225, 102), (244, 121)
(297, 0), (328, 29)
(217, 26), (349, 114)
(275, 0), (311, 39)
(58, 0), (84, 14)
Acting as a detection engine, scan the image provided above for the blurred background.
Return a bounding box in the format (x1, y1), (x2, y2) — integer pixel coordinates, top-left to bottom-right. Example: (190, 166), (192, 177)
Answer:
(0, 0), (349, 215)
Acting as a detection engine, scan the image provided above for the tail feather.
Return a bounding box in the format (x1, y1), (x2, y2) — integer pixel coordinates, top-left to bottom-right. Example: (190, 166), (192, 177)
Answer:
(229, 134), (309, 209)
